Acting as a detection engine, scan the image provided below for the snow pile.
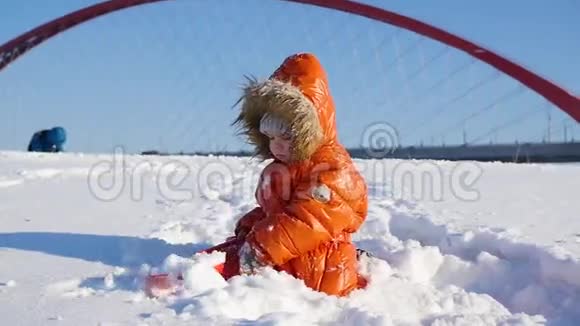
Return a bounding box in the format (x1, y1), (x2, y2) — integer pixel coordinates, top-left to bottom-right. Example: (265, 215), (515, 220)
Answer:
(377, 200), (580, 323)
(0, 151), (579, 325)
(136, 251), (543, 325)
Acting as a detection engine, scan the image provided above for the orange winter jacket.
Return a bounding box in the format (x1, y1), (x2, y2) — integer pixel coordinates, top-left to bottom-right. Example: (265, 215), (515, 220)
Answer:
(228, 53), (368, 297)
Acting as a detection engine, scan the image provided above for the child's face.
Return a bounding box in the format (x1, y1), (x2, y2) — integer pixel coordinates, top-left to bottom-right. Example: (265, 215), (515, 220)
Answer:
(268, 135), (291, 162)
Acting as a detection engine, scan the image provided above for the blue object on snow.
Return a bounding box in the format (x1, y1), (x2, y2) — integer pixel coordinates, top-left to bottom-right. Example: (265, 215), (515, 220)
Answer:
(27, 127), (67, 152)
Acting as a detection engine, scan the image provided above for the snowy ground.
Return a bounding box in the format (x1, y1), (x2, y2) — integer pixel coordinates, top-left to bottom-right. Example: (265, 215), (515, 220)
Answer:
(1, 150), (579, 325)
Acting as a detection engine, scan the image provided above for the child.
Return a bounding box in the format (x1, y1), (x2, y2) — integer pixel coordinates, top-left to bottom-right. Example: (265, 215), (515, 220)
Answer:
(223, 53), (368, 297)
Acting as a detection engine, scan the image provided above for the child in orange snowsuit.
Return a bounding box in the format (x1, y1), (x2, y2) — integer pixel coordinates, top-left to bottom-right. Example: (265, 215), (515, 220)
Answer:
(223, 53), (368, 297)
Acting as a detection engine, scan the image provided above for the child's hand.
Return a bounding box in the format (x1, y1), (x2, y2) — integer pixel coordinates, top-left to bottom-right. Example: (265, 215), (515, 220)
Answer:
(239, 242), (266, 275)
(257, 162), (292, 214)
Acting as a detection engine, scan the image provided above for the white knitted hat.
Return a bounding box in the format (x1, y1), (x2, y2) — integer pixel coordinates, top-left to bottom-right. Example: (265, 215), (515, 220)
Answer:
(259, 113), (291, 138)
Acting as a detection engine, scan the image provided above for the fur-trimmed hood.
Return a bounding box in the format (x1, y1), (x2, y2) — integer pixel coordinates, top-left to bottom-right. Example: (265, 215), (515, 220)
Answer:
(233, 53), (338, 162)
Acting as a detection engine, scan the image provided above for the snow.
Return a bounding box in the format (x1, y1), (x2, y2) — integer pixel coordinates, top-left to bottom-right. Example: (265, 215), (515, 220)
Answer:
(1, 150), (579, 325)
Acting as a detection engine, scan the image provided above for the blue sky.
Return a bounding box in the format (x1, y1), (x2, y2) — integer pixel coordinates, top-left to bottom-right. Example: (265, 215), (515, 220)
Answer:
(0, 0), (578, 153)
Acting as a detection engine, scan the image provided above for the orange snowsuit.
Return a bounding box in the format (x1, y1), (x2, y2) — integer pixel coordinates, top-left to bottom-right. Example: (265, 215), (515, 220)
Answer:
(224, 53), (368, 297)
